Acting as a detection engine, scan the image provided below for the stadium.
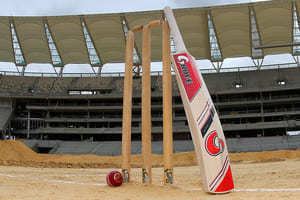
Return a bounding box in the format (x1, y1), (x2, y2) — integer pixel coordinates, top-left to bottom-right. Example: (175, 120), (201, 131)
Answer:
(0, 0), (299, 199)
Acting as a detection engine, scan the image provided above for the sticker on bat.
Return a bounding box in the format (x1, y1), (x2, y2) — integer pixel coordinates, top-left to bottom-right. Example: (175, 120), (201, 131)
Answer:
(197, 102), (215, 137)
(205, 130), (225, 156)
(173, 53), (202, 101)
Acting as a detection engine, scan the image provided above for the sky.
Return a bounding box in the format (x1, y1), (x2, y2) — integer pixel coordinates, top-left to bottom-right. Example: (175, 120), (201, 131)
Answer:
(0, 0), (267, 16)
(0, 0), (294, 74)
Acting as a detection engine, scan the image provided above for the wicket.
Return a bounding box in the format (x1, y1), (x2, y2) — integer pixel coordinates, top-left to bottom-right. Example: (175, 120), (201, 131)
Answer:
(121, 30), (134, 183)
(121, 18), (173, 184)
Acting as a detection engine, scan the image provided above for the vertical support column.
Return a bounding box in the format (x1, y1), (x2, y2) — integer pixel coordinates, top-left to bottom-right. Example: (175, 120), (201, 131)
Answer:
(27, 111), (30, 139)
(59, 67), (63, 77)
(87, 99), (90, 128)
(162, 20), (173, 184)
(8, 122), (11, 138)
(142, 25), (152, 184)
(46, 110), (50, 128)
(97, 66), (103, 76)
(121, 30), (134, 183)
(21, 66), (26, 76)
(260, 91), (265, 137)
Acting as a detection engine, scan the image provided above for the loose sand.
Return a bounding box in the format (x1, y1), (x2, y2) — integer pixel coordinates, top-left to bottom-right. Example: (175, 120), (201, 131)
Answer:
(0, 140), (299, 168)
(0, 140), (299, 199)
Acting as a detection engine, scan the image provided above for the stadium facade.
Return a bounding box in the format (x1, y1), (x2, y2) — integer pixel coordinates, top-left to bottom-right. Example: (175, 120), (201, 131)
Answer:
(0, 0), (300, 154)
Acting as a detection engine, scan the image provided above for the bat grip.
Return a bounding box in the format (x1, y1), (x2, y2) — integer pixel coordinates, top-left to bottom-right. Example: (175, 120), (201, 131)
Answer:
(164, 6), (187, 53)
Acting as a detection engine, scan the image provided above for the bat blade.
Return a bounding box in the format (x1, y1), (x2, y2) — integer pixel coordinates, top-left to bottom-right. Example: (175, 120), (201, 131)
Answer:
(164, 6), (234, 193)
(171, 51), (234, 193)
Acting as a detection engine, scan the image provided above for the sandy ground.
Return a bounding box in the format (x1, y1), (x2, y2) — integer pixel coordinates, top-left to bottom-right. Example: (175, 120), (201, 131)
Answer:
(0, 141), (300, 199)
(0, 160), (300, 200)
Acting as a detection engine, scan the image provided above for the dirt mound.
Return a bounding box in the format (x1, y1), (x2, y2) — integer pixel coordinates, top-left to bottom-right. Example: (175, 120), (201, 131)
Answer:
(0, 140), (38, 161)
(0, 140), (299, 168)
(230, 150), (300, 163)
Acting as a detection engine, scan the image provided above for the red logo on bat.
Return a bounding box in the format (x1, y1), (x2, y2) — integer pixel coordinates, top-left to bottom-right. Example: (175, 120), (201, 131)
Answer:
(173, 53), (202, 101)
(205, 130), (225, 156)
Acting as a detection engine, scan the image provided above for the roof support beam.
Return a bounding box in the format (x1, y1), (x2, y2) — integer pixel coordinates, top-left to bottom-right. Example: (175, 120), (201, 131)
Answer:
(292, 55), (300, 65)
(120, 15), (141, 65)
(15, 65), (20, 73)
(97, 66), (103, 75)
(44, 19), (64, 67)
(212, 61), (223, 72)
(250, 7), (263, 59)
(9, 17), (26, 67)
(292, 1), (300, 55)
(58, 67), (63, 77)
(81, 16), (94, 68)
(207, 12), (223, 62)
(21, 66), (25, 76)
(80, 16), (103, 68)
(90, 65), (96, 74)
(53, 66), (60, 77)
(252, 58), (264, 70)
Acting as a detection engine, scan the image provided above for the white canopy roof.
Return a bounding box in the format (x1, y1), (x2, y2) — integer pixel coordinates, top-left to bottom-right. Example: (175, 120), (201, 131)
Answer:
(0, 0), (296, 67)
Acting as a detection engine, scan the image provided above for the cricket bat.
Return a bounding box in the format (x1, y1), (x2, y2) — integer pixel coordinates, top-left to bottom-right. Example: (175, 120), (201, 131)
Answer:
(164, 7), (234, 193)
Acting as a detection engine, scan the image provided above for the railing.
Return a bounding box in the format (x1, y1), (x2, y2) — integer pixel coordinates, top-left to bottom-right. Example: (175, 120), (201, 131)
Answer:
(0, 62), (299, 77)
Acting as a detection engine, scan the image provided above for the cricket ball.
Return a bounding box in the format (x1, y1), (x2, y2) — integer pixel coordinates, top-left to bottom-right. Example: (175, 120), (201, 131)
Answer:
(106, 170), (123, 187)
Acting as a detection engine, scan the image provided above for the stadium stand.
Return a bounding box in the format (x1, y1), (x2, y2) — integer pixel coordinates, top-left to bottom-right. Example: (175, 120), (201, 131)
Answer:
(0, 0), (299, 154)
(0, 66), (297, 154)
(0, 99), (13, 138)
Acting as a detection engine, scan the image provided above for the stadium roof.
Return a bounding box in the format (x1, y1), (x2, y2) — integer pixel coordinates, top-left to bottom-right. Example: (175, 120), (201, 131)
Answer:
(0, 0), (298, 67)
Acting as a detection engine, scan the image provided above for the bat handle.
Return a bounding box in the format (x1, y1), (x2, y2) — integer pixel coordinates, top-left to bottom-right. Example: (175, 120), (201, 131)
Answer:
(163, 6), (187, 53)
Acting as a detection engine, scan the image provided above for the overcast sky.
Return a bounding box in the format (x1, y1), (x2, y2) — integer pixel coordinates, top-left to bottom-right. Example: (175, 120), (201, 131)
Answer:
(0, 0), (293, 74)
(0, 0), (268, 16)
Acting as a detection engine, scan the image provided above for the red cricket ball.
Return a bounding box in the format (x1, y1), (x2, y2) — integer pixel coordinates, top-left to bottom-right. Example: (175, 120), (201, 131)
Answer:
(106, 170), (123, 187)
